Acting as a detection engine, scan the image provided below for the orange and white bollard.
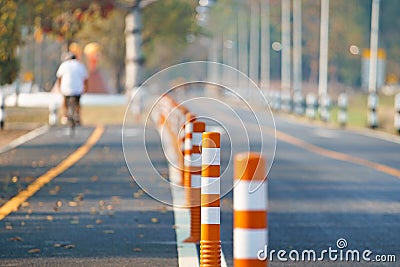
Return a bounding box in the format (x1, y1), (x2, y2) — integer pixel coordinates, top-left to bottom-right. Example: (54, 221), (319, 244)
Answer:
(234, 152), (267, 267)
(183, 113), (195, 204)
(200, 132), (221, 267)
(184, 120), (205, 243)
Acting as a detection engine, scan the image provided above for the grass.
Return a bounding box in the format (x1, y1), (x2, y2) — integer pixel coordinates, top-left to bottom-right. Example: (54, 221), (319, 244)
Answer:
(2, 105), (130, 127)
(328, 93), (397, 134)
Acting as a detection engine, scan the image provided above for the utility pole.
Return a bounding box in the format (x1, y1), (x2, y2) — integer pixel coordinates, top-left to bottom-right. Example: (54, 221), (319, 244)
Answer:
(318, 0), (330, 121)
(249, 0), (260, 87)
(293, 0), (302, 93)
(281, 0), (291, 111)
(260, 0), (270, 92)
(367, 0), (380, 128)
(125, 0), (144, 92)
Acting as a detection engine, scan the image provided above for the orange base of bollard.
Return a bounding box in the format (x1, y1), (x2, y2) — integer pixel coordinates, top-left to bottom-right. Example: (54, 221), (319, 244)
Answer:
(200, 240), (221, 267)
(234, 259), (268, 267)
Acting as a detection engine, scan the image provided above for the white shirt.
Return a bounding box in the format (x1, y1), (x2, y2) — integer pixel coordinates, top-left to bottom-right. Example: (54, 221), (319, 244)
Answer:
(56, 59), (88, 96)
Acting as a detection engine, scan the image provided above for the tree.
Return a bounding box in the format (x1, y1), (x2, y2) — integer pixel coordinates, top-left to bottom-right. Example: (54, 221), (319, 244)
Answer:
(0, 0), (19, 85)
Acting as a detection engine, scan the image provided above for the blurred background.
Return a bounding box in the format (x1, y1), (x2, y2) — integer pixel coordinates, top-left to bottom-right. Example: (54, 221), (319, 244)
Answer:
(0, 0), (400, 132)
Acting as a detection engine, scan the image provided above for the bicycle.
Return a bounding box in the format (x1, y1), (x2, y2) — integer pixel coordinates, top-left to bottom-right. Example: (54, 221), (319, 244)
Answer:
(65, 96), (80, 135)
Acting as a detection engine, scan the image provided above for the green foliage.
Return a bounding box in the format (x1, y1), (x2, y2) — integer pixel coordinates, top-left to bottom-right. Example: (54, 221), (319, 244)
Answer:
(142, 0), (196, 72)
(0, 0), (20, 85)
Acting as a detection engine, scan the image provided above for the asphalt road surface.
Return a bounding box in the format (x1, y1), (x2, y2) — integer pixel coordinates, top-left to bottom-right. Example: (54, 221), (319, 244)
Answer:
(0, 98), (399, 266)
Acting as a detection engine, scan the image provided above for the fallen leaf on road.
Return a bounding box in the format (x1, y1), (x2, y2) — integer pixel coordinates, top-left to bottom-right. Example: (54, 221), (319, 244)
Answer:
(21, 202), (30, 208)
(95, 219), (102, 225)
(137, 224), (145, 228)
(74, 194), (84, 202)
(111, 196), (121, 205)
(64, 244), (76, 249)
(132, 247), (142, 252)
(133, 189), (144, 198)
(86, 224), (94, 229)
(103, 230), (114, 234)
(56, 201), (62, 207)
(9, 236), (23, 242)
(156, 206), (168, 213)
(68, 201), (78, 207)
(46, 216), (54, 222)
(151, 218), (159, 224)
(28, 248), (40, 254)
(11, 176), (18, 183)
(90, 207), (97, 215)
(91, 176), (99, 182)
(5, 224), (12, 230)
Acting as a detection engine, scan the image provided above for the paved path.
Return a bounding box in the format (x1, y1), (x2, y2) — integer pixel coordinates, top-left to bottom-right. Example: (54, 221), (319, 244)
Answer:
(0, 98), (399, 266)
(0, 125), (177, 266)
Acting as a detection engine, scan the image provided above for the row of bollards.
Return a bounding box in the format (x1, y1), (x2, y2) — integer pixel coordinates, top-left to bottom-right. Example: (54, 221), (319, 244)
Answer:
(156, 95), (268, 267)
(269, 91), (400, 133)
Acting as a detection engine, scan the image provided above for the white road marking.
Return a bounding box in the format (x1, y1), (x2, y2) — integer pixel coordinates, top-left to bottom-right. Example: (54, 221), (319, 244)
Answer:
(170, 166), (227, 267)
(0, 125), (49, 154)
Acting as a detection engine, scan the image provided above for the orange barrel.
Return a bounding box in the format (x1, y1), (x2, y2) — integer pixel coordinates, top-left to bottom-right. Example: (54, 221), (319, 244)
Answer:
(200, 132), (221, 267)
(184, 120), (205, 243)
(234, 152), (267, 267)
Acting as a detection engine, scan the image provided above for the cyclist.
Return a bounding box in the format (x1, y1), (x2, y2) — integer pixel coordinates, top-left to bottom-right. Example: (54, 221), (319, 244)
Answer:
(56, 52), (88, 125)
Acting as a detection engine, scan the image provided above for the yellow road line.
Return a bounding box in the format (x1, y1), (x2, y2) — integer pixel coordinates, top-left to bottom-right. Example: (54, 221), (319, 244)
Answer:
(272, 128), (400, 179)
(0, 126), (105, 220)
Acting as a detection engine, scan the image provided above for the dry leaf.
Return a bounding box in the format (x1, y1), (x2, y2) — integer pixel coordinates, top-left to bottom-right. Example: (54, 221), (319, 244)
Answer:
(46, 216), (54, 222)
(132, 247), (142, 252)
(151, 218), (159, 224)
(9, 236), (23, 242)
(95, 219), (102, 225)
(86, 224), (94, 229)
(68, 201), (78, 207)
(21, 202), (30, 208)
(91, 176), (99, 182)
(28, 248), (40, 254)
(90, 207), (97, 215)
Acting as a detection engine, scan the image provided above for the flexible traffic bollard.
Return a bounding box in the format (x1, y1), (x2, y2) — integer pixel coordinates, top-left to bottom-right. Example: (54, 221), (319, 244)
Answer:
(320, 94), (331, 122)
(182, 113), (195, 187)
(306, 93), (317, 119)
(200, 132), (221, 267)
(184, 120), (205, 243)
(234, 153), (267, 267)
(0, 93), (5, 130)
(293, 91), (304, 115)
(367, 93), (378, 128)
(49, 103), (58, 126)
(337, 93), (348, 127)
(395, 93), (400, 134)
